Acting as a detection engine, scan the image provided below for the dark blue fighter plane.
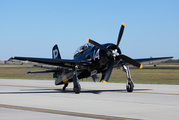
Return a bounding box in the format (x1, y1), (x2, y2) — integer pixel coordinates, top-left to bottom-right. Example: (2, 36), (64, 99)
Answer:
(9, 23), (173, 94)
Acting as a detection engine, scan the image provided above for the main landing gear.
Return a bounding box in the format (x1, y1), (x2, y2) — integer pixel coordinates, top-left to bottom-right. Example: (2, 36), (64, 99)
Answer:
(73, 66), (81, 94)
(121, 65), (134, 92)
(62, 65), (81, 94)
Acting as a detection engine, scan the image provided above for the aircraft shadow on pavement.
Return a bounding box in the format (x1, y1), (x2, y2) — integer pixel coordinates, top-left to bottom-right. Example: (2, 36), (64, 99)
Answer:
(0, 88), (152, 94)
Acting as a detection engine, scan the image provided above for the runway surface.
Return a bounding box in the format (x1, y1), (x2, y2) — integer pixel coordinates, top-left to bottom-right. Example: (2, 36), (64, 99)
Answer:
(0, 79), (179, 120)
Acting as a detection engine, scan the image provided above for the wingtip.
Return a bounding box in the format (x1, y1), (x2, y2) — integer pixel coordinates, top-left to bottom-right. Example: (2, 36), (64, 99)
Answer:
(103, 81), (107, 84)
(27, 72), (31, 74)
(8, 57), (15, 61)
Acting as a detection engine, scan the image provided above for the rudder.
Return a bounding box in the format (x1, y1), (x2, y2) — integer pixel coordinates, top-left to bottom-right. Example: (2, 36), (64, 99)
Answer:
(52, 44), (61, 59)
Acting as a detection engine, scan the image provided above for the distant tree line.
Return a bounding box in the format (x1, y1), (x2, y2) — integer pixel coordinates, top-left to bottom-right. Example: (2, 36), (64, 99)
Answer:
(165, 59), (179, 63)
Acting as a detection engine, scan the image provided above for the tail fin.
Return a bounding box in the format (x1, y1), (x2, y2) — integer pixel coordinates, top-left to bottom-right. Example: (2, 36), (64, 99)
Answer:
(52, 44), (61, 59)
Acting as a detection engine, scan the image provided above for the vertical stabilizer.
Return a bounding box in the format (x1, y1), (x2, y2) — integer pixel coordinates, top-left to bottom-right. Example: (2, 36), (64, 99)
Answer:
(52, 44), (61, 59)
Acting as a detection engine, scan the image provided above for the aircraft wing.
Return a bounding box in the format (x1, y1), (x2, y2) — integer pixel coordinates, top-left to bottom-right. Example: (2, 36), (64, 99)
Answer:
(134, 56), (173, 65)
(116, 56), (173, 67)
(114, 57), (173, 68)
(8, 57), (92, 69)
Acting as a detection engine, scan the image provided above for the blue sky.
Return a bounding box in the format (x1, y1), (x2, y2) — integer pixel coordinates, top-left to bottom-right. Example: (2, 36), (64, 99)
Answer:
(0, 0), (178, 59)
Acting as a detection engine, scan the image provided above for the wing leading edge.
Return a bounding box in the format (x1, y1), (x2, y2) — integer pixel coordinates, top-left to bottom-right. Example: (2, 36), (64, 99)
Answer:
(8, 57), (92, 69)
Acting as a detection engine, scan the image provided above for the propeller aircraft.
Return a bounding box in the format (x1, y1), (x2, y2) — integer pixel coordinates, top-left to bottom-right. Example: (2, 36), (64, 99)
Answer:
(9, 23), (173, 94)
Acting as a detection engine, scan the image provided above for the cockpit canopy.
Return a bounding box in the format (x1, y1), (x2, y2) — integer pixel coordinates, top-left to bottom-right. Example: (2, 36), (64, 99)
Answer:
(74, 43), (93, 58)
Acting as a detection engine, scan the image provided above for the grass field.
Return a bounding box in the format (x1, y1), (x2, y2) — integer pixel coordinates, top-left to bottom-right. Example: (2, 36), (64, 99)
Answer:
(0, 64), (179, 85)
(0, 65), (52, 80)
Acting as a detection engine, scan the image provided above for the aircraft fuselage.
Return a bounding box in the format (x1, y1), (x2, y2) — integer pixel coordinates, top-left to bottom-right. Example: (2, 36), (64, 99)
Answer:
(55, 43), (121, 85)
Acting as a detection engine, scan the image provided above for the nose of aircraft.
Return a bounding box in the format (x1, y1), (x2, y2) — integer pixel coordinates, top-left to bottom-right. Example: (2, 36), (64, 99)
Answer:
(86, 23), (143, 83)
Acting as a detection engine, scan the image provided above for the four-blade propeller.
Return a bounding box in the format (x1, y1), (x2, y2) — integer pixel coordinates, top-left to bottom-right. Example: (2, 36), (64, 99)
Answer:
(87, 23), (143, 84)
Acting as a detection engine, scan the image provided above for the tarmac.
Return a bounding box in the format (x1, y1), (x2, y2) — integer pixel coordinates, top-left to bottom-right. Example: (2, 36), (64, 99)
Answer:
(0, 79), (179, 120)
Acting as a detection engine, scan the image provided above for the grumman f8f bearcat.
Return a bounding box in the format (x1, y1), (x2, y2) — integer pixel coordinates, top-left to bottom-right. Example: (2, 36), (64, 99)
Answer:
(9, 23), (173, 94)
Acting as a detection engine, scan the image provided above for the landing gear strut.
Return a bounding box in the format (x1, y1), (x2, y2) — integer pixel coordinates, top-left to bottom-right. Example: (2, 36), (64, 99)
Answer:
(121, 65), (134, 92)
(73, 66), (81, 94)
(63, 83), (68, 90)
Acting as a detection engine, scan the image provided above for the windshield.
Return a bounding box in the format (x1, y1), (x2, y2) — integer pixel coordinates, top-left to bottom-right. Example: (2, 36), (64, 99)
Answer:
(74, 43), (93, 58)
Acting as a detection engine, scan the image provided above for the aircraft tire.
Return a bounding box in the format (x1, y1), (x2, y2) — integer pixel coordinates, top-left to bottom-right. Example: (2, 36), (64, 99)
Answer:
(73, 84), (81, 94)
(126, 81), (133, 92)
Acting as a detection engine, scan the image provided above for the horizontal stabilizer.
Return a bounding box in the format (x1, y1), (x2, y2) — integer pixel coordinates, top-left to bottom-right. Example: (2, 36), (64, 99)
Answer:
(27, 69), (61, 75)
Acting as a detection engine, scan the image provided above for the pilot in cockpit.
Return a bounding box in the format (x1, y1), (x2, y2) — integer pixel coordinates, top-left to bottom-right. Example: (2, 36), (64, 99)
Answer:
(78, 44), (88, 54)
(74, 43), (92, 58)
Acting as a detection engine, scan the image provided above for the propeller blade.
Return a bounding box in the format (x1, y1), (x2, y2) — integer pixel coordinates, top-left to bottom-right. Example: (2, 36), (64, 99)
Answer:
(119, 54), (143, 68)
(116, 23), (125, 47)
(86, 38), (110, 52)
(103, 57), (115, 84)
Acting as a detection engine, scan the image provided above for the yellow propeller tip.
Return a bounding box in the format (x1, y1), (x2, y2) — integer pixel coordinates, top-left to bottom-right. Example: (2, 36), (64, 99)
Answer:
(122, 23), (125, 26)
(86, 38), (89, 42)
(140, 64), (143, 69)
(103, 81), (107, 84)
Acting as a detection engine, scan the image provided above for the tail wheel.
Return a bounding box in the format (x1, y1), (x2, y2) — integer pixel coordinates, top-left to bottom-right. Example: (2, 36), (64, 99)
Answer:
(126, 81), (134, 92)
(63, 83), (68, 91)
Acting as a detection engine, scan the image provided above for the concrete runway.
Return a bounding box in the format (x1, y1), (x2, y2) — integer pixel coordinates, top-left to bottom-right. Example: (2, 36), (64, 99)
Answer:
(0, 79), (179, 120)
